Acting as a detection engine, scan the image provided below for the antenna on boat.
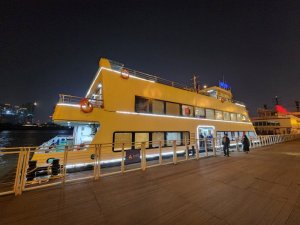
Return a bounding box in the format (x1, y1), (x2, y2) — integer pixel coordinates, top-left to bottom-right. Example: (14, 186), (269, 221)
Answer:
(191, 75), (200, 92)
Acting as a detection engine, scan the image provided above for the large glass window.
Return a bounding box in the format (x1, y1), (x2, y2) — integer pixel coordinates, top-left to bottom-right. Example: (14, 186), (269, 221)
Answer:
(152, 100), (165, 114)
(195, 107), (205, 118)
(135, 96), (150, 113)
(205, 109), (215, 119)
(166, 102), (180, 116)
(152, 132), (165, 147)
(215, 110), (223, 120)
(166, 132), (181, 146)
(230, 113), (237, 121)
(114, 133), (132, 150)
(241, 115), (248, 122)
(182, 132), (190, 144)
(134, 133), (149, 149)
(224, 112), (230, 121)
(182, 105), (193, 117)
(237, 114), (243, 121)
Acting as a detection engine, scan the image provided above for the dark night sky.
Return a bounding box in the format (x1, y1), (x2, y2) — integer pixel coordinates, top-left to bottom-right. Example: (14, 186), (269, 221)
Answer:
(1, 0), (300, 121)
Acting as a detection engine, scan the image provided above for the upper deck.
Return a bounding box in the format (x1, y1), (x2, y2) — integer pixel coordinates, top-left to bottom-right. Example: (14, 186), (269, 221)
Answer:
(85, 58), (245, 106)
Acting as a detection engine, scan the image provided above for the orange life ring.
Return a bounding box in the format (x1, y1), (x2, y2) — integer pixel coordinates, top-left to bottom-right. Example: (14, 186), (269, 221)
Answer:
(221, 97), (226, 103)
(80, 98), (93, 113)
(121, 68), (129, 79)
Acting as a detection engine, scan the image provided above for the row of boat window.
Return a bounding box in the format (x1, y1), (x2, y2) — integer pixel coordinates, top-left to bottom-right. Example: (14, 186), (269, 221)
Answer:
(113, 131), (190, 151)
(135, 96), (249, 121)
(253, 121), (280, 126)
(112, 130), (257, 151)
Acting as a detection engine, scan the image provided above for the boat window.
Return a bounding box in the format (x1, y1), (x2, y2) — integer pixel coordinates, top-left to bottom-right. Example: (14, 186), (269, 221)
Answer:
(134, 133), (149, 149)
(241, 115), (247, 122)
(135, 96), (150, 113)
(152, 132), (165, 147)
(237, 114), (243, 121)
(182, 105), (193, 117)
(205, 109), (215, 119)
(215, 110), (223, 120)
(263, 121), (267, 126)
(182, 132), (190, 144)
(114, 133), (132, 150)
(166, 132), (181, 146)
(166, 102), (180, 116)
(230, 113), (237, 121)
(224, 112), (230, 121)
(152, 100), (165, 114)
(195, 107), (205, 118)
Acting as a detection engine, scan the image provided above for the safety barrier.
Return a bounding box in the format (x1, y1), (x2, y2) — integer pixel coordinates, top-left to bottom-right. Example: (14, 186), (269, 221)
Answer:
(0, 134), (299, 196)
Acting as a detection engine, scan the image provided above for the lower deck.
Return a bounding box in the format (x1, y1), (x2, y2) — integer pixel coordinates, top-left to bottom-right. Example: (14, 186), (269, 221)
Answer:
(1, 139), (300, 225)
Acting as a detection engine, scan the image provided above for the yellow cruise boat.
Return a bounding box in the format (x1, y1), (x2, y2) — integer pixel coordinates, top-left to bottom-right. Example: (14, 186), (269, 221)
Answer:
(32, 58), (256, 166)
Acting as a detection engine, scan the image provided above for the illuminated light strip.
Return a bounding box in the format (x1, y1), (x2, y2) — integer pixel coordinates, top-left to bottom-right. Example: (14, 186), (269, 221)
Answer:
(86, 67), (155, 98)
(65, 151), (185, 168)
(116, 111), (253, 124)
(102, 67), (155, 83)
(57, 103), (80, 108)
(86, 67), (102, 97)
(235, 103), (246, 107)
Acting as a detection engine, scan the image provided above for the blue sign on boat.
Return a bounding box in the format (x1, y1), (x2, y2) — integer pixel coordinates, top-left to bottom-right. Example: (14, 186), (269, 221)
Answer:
(219, 81), (231, 90)
(125, 149), (141, 164)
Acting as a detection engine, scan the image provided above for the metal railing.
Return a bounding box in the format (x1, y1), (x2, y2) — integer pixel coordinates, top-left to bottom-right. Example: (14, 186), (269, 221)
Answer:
(0, 134), (299, 196)
(59, 94), (103, 107)
(108, 60), (245, 105)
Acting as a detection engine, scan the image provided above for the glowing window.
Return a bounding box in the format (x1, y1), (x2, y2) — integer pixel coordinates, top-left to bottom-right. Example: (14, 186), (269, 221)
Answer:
(182, 105), (193, 117)
(135, 96), (150, 113)
(215, 110), (223, 120)
(114, 133), (132, 150)
(230, 113), (237, 121)
(135, 133), (149, 149)
(152, 100), (164, 114)
(166, 102), (180, 116)
(152, 132), (165, 147)
(166, 132), (181, 146)
(205, 109), (215, 119)
(195, 107), (205, 118)
(224, 112), (230, 121)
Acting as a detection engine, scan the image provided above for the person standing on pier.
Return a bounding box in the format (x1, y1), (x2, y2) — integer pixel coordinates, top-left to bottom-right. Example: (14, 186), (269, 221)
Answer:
(242, 134), (250, 153)
(222, 134), (230, 157)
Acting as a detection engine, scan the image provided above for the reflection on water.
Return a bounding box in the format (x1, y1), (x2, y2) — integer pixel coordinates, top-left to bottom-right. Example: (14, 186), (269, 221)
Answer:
(0, 130), (72, 148)
(0, 130), (72, 180)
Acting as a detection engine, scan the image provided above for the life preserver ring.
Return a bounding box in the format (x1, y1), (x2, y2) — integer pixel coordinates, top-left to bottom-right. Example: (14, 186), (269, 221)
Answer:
(80, 98), (93, 113)
(221, 97), (226, 103)
(121, 68), (129, 79)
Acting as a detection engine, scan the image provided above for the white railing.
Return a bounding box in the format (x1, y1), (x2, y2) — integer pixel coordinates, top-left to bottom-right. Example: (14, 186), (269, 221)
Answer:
(0, 134), (299, 196)
(59, 94), (103, 107)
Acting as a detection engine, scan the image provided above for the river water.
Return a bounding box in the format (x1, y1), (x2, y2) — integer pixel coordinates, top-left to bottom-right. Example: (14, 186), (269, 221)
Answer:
(0, 130), (72, 148)
(0, 130), (73, 181)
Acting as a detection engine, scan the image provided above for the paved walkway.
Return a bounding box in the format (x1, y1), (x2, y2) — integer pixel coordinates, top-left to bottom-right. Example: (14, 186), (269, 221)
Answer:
(1, 140), (300, 225)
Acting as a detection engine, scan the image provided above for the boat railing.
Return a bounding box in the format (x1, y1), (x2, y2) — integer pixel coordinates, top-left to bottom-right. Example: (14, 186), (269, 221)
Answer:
(59, 94), (103, 107)
(1, 134), (300, 196)
(108, 59), (245, 106)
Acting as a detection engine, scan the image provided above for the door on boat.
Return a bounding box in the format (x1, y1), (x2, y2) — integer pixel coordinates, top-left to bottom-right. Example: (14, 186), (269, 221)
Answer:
(197, 126), (215, 152)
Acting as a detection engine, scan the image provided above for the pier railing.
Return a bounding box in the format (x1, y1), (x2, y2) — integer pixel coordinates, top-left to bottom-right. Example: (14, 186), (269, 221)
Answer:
(0, 134), (299, 196)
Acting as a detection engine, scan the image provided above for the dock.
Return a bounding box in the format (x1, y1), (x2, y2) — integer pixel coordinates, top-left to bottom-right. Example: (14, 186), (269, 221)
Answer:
(1, 140), (300, 225)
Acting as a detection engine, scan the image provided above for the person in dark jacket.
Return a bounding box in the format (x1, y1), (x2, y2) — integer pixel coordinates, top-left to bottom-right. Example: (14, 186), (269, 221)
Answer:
(222, 134), (230, 156)
(242, 134), (250, 153)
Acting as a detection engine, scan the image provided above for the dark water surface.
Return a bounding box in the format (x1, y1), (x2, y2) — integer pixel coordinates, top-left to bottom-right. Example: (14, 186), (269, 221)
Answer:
(0, 130), (72, 148)
(0, 130), (73, 181)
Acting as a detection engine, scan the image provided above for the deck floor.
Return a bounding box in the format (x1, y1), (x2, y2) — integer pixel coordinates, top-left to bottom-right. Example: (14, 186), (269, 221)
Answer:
(1, 140), (300, 225)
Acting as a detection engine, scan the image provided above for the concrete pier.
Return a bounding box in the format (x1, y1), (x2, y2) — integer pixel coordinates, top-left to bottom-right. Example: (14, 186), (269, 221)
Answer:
(1, 140), (300, 225)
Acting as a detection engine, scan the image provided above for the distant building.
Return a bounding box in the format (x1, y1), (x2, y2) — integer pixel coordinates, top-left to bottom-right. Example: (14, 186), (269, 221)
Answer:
(251, 107), (300, 135)
(0, 102), (36, 125)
